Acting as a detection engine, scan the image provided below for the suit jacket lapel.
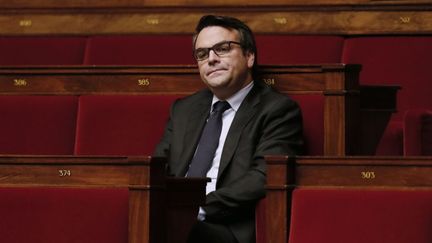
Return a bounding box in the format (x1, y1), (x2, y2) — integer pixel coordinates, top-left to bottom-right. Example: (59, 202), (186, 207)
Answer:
(177, 95), (212, 176)
(217, 86), (261, 179)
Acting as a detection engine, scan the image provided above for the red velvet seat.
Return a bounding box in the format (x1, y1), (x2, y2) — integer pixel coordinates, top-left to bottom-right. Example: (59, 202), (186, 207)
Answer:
(289, 188), (432, 243)
(75, 95), (180, 155)
(342, 36), (432, 155)
(0, 37), (87, 65)
(255, 35), (344, 64)
(0, 96), (78, 155)
(83, 35), (195, 65)
(289, 94), (324, 155)
(0, 187), (128, 243)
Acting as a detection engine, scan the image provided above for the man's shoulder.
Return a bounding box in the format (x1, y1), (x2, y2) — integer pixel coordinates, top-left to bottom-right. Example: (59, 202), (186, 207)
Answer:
(172, 88), (212, 108)
(254, 81), (299, 108)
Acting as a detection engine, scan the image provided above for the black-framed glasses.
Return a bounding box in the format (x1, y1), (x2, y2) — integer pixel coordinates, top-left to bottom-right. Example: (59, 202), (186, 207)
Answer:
(193, 41), (242, 61)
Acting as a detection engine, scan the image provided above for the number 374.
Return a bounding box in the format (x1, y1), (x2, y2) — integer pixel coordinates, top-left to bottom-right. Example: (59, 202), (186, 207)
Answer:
(58, 169), (71, 177)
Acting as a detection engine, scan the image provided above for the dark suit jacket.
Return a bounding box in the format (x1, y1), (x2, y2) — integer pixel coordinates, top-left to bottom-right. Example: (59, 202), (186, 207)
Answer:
(154, 80), (303, 243)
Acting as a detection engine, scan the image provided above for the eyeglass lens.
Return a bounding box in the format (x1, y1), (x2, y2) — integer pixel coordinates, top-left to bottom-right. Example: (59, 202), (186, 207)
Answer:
(194, 41), (240, 61)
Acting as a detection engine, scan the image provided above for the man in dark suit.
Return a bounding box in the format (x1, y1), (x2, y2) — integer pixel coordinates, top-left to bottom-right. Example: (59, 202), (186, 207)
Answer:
(154, 15), (303, 243)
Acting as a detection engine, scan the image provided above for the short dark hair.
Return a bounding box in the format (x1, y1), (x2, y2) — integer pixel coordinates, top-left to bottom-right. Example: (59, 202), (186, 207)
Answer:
(193, 15), (259, 79)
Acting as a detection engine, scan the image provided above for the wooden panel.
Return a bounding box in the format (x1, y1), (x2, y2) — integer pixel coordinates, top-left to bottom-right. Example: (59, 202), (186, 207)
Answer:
(0, 66), (202, 95)
(296, 156), (432, 187)
(324, 95), (347, 155)
(0, 0), (431, 8)
(164, 178), (209, 243)
(0, 64), (357, 95)
(0, 0), (384, 8)
(0, 8), (431, 35)
(264, 156), (295, 243)
(0, 156), (150, 186)
(246, 10), (432, 35)
(0, 164), (139, 186)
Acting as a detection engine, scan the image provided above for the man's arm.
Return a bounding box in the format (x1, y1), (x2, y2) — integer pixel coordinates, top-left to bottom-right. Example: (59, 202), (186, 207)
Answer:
(203, 98), (303, 222)
(153, 101), (175, 159)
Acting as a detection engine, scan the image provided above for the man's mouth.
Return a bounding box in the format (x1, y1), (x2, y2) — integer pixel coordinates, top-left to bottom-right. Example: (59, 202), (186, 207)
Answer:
(207, 68), (225, 76)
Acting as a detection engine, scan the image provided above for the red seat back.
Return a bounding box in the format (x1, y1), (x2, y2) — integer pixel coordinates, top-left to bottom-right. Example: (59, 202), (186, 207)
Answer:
(289, 188), (432, 243)
(0, 96), (78, 155)
(256, 35), (344, 64)
(0, 37), (87, 65)
(0, 187), (128, 243)
(84, 35), (195, 65)
(75, 95), (180, 155)
(289, 94), (324, 155)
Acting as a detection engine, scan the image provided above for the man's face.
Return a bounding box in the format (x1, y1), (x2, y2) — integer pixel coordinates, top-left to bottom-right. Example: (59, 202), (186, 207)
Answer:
(194, 26), (255, 99)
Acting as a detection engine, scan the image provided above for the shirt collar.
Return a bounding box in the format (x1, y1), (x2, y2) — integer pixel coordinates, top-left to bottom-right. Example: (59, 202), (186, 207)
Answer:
(211, 81), (254, 112)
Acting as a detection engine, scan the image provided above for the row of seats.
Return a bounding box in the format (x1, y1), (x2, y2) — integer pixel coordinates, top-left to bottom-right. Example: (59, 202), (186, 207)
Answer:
(0, 36), (196, 65)
(1, 36), (431, 243)
(0, 94), (328, 156)
(0, 95), (179, 155)
(0, 35), (431, 155)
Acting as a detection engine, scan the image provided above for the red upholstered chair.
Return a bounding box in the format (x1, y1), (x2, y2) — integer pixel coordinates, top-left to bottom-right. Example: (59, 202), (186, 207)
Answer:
(0, 36), (87, 65)
(83, 35), (195, 65)
(75, 95), (180, 156)
(0, 187), (128, 243)
(0, 96), (78, 155)
(288, 188), (432, 243)
(342, 36), (432, 155)
(255, 35), (344, 64)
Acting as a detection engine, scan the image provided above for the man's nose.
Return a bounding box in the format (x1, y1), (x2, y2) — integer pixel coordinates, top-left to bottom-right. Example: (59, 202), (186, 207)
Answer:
(207, 50), (220, 64)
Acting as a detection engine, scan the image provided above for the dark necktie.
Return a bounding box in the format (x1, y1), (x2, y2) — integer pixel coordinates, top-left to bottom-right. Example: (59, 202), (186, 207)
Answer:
(187, 101), (231, 177)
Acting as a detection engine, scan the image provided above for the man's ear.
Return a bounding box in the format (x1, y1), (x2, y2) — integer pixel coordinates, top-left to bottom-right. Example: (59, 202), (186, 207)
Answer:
(246, 51), (255, 69)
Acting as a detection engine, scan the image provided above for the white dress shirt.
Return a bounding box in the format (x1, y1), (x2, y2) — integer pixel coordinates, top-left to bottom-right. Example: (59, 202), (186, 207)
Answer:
(197, 81), (254, 220)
